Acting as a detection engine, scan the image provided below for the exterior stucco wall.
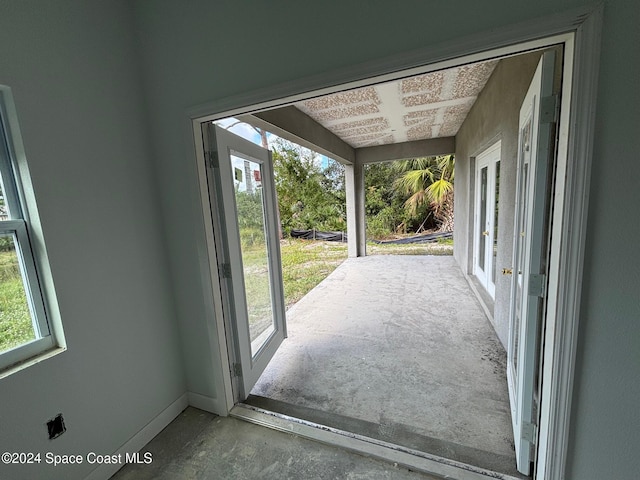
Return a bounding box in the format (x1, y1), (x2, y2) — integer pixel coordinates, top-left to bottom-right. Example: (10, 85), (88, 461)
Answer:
(454, 52), (541, 347)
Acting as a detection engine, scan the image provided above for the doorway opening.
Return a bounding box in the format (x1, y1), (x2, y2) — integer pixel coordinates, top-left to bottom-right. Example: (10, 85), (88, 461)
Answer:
(191, 15), (598, 479)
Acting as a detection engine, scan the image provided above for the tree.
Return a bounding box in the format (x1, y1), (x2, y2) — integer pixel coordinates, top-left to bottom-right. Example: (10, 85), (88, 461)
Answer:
(393, 155), (455, 232)
(271, 141), (346, 233)
(364, 163), (414, 237)
(235, 188), (266, 247)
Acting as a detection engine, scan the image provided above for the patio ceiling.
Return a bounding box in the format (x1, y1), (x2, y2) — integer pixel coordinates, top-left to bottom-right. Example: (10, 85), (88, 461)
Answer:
(239, 58), (498, 164)
(294, 60), (498, 148)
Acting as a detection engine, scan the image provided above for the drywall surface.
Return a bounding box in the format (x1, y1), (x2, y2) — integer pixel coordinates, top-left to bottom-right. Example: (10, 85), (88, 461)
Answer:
(132, 1), (639, 478)
(566, 1), (640, 478)
(454, 52), (541, 347)
(0, 2), (185, 479)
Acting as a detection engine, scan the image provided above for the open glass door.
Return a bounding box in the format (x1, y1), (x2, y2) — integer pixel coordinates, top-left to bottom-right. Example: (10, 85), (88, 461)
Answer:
(203, 124), (286, 400)
(507, 51), (557, 476)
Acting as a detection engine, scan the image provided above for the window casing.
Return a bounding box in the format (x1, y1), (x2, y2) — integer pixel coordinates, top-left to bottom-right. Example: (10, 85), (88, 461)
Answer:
(0, 88), (54, 371)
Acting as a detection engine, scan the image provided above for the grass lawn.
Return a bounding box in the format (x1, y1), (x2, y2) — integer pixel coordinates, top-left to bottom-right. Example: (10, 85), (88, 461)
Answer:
(367, 237), (453, 256)
(0, 249), (34, 353)
(280, 239), (348, 308)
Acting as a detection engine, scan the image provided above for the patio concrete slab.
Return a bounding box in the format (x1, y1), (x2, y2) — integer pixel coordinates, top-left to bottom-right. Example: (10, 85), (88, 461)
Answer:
(250, 255), (518, 475)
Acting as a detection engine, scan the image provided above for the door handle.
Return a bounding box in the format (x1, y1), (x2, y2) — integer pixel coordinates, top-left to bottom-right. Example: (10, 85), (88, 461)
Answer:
(482, 231), (489, 236)
(502, 268), (513, 275)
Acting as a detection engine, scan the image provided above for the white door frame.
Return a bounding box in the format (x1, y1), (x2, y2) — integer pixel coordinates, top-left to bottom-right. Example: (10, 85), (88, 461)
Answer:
(188, 6), (602, 480)
(474, 141), (501, 298)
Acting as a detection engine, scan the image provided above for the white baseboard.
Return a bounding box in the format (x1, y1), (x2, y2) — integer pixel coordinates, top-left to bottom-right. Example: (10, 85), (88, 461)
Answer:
(187, 391), (226, 415)
(83, 393), (189, 480)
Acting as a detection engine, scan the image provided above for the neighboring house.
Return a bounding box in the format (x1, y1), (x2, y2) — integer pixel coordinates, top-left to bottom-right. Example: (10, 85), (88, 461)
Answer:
(0, 2), (637, 480)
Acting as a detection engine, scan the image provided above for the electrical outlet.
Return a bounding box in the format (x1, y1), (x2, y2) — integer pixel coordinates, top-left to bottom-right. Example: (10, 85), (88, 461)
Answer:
(47, 414), (66, 440)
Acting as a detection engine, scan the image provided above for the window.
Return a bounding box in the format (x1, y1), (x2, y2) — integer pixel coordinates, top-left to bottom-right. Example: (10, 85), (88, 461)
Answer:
(0, 87), (54, 371)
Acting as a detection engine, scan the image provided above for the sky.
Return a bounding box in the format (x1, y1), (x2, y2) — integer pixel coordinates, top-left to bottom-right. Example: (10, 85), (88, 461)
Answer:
(215, 117), (331, 169)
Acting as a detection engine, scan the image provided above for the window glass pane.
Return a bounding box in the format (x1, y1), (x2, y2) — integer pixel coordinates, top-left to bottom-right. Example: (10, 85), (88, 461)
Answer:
(0, 169), (9, 220)
(231, 154), (276, 356)
(0, 234), (35, 353)
(479, 166), (488, 271)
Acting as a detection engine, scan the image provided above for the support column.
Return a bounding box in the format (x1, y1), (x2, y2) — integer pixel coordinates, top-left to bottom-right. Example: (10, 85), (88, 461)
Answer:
(345, 162), (366, 257)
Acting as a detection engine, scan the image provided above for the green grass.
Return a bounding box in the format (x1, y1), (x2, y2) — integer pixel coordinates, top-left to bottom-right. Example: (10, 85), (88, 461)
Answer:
(366, 238), (453, 256)
(280, 239), (348, 307)
(240, 238), (349, 316)
(0, 250), (34, 353)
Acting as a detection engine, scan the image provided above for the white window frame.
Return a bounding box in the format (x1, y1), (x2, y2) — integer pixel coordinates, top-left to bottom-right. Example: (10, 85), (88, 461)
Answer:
(0, 87), (55, 372)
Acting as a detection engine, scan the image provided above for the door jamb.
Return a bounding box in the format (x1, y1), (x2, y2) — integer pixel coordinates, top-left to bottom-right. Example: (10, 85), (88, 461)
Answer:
(188, 6), (602, 480)
(193, 121), (237, 413)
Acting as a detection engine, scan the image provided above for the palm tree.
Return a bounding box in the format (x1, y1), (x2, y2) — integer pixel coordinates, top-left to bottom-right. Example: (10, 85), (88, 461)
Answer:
(394, 155), (455, 232)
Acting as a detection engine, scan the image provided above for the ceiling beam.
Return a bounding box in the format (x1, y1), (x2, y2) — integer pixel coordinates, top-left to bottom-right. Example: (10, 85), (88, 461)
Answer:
(238, 107), (356, 165)
(355, 137), (456, 164)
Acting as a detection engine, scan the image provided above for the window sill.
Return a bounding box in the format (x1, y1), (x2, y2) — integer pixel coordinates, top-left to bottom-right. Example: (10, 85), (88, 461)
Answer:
(0, 344), (66, 380)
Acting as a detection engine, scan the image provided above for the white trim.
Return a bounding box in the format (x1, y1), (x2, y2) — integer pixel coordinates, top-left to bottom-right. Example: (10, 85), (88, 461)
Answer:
(83, 394), (189, 480)
(187, 6), (601, 479)
(231, 404), (521, 480)
(187, 391), (226, 414)
(536, 6), (602, 480)
(193, 119), (235, 414)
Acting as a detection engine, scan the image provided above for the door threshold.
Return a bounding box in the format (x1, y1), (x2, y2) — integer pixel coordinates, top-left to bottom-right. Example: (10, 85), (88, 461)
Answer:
(230, 403), (522, 480)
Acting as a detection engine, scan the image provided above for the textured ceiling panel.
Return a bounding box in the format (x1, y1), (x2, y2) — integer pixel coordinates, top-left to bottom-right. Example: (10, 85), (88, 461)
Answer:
(401, 72), (444, 96)
(295, 60), (498, 148)
(451, 62), (498, 98)
(301, 87), (380, 110)
(340, 125), (390, 137)
(310, 103), (380, 122)
(407, 124), (435, 141)
(330, 117), (388, 131)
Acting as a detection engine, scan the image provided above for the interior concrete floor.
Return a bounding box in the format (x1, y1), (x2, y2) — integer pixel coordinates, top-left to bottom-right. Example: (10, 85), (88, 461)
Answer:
(249, 255), (521, 477)
(111, 407), (441, 480)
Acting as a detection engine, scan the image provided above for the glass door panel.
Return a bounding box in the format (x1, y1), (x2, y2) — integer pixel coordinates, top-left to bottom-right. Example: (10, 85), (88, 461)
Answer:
(230, 154), (276, 356)
(474, 141), (500, 298)
(479, 166), (488, 272)
(204, 125), (286, 400)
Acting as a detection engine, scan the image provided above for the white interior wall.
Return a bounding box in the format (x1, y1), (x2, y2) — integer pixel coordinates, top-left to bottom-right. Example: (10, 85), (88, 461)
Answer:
(0, 2), (186, 479)
(132, 1), (639, 479)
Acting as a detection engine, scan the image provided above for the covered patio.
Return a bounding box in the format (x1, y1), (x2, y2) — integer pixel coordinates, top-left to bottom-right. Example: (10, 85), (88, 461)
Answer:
(216, 48), (553, 478)
(248, 255), (522, 477)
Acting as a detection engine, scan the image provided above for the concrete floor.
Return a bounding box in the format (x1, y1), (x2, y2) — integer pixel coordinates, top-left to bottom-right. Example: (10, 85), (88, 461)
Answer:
(112, 407), (441, 480)
(250, 255), (520, 476)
